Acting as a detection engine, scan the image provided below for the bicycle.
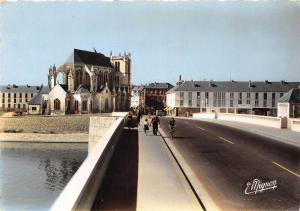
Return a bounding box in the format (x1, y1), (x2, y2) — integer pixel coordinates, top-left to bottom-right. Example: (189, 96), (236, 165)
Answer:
(170, 125), (176, 139)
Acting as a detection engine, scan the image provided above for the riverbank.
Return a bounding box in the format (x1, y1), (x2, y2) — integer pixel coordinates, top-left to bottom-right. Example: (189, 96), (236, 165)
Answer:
(0, 115), (93, 142)
(0, 115), (90, 134)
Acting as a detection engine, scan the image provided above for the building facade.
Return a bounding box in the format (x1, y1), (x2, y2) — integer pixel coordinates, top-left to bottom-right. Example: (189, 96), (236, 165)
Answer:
(166, 80), (300, 116)
(130, 85), (143, 108)
(46, 49), (132, 115)
(277, 88), (300, 118)
(0, 84), (46, 112)
(140, 82), (174, 113)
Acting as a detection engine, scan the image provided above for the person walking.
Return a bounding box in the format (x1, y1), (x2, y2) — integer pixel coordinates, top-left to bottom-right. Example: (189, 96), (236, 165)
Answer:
(136, 109), (141, 125)
(143, 118), (150, 135)
(151, 115), (160, 135)
(169, 117), (176, 138)
(127, 112), (133, 129)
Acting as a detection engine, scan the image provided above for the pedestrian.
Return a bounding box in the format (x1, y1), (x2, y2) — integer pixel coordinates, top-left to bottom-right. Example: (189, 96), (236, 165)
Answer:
(151, 115), (160, 135)
(136, 109), (141, 125)
(143, 118), (150, 135)
(127, 112), (133, 129)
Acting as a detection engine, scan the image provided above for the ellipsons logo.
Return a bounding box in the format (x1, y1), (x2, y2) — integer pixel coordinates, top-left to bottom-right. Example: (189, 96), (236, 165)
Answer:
(244, 178), (277, 195)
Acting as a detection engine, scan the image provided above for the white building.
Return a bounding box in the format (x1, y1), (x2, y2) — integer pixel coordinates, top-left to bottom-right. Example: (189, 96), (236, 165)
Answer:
(166, 80), (300, 116)
(0, 84), (49, 112)
(130, 85), (143, 107)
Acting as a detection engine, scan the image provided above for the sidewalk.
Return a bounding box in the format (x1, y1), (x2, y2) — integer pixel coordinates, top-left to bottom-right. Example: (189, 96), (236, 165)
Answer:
(136, 124), (202, 211)
(196, 118), (300, 148)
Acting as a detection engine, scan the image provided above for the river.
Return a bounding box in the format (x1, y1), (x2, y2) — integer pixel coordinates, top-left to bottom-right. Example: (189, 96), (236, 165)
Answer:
(0, 142), (87, 211)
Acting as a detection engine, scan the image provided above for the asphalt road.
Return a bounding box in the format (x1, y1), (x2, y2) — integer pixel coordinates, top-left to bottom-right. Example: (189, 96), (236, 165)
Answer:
(160, 118), (300, 211)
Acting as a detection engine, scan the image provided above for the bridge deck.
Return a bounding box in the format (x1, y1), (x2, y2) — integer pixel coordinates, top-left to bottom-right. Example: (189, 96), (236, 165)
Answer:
(91, 125), (201, 211)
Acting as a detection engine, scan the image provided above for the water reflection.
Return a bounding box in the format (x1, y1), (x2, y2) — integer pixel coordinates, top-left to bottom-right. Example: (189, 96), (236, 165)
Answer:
(38, 158), (83, 192)
(0, 142), (87, 211)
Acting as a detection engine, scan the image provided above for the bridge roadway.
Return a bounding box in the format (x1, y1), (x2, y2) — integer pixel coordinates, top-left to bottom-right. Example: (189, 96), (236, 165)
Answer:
(159, 117), (300, 210)
(91, 124), (202, 211)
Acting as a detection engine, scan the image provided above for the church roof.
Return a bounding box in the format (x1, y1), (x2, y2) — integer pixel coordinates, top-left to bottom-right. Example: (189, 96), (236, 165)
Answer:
(28, 93), (42, 105)
(57, 84), (68, 92)
(65, 49), (113, 68)
(278, 88), (300, 103)
(75, 84), (90, 94)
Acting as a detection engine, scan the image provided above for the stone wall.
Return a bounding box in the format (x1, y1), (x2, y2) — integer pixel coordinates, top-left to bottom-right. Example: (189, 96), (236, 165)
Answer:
(88, 116), (119, 152)
(0, 115), (90, 134)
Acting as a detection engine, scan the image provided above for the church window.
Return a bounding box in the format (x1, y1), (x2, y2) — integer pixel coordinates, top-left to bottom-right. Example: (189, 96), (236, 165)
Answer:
(54, 99), (60, 110)
(82, 100), (87, 111)
(75, 100), (79, 111)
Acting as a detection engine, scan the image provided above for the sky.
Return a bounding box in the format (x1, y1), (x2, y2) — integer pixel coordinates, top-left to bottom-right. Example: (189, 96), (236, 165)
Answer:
(0, 1), (300, 86)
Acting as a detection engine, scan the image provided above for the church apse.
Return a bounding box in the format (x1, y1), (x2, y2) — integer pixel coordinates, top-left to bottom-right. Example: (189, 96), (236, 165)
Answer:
(46, 49), (132, 114)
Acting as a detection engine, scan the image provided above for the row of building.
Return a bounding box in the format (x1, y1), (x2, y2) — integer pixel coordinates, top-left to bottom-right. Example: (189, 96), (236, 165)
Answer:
(130, 77), (300, 118)
(1, 48), (299, 118)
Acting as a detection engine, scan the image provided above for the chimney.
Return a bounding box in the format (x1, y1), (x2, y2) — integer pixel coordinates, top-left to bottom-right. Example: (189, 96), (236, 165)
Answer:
(265, 80), (269, 84)
(7, 84), (10, 89)
(249, 80), (252, 88)
(281, 80), (286, 85)
(179, 75), (182, 82)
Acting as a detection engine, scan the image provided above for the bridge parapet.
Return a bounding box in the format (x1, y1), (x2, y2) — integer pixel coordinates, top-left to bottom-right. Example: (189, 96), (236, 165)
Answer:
(193, 113), (281, 128)
(51, 115), (125, 211)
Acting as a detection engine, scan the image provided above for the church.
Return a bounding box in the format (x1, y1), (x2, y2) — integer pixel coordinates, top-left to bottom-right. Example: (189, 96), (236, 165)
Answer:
(42, 48), (131, 115)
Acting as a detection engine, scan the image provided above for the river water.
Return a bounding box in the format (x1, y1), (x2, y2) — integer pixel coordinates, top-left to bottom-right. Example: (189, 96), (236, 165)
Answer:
(0, 142), (88, 211)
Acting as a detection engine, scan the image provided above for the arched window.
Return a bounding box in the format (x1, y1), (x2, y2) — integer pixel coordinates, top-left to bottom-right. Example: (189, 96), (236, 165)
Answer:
(104, 72), (108, 84)
(54, 99), (60, 110)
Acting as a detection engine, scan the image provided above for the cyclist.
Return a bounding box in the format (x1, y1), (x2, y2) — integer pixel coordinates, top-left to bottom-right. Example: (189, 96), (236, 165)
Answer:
(169, 117), (176, 138)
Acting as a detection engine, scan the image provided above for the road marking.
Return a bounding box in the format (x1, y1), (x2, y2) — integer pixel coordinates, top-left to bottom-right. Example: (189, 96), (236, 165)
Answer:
(218, 136), (234, 145)
(196, 126), (207, 131)
(272, 161), (300, 179)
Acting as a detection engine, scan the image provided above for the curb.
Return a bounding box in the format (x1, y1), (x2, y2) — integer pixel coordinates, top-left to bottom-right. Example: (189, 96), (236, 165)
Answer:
(192, 118), (300, 148)
(158, 128), (220, 211)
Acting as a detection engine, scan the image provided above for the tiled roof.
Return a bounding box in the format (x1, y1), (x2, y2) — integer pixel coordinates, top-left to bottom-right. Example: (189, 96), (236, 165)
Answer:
(0, 85), (41, 93)
(28, 93), (42, 105)
(58, 84), (68, 92)
(75, 84), (90, 94)
(144, 82), (174, 89)
(278, 88), (300, 103)
(39, 86), (50, 94)
(174, 80), (300, 92)
(65, 49), (113, 68)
